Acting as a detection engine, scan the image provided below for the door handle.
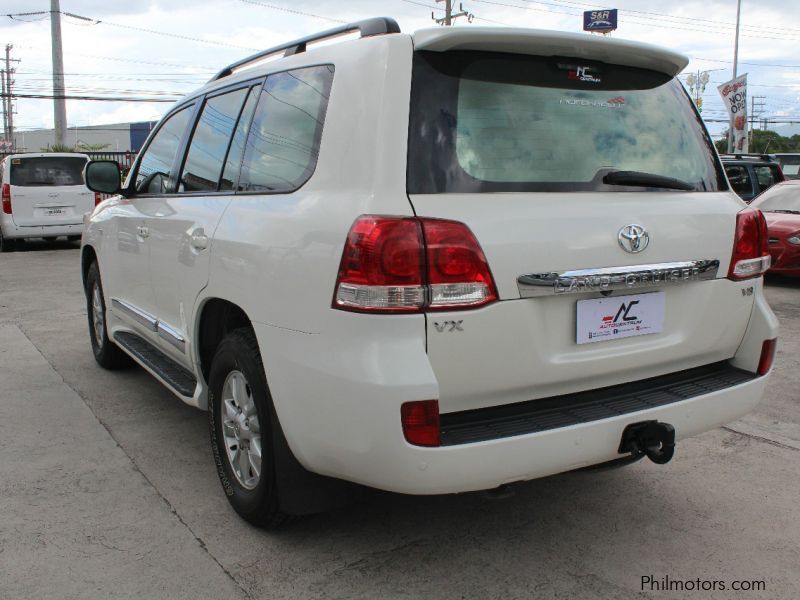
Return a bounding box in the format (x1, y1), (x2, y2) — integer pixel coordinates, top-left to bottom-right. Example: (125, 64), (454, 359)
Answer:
(190, 228), (208, 250)
(137, 225), (149, 239)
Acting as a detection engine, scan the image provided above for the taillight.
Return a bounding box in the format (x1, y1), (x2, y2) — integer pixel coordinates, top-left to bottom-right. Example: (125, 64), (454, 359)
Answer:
(728, 208), (771, 280)
(94, 192), (102, 206)
(757, 338), (777, 376)
(1, 183), (10, 214)
(333, 215), (497, 313)
(401, 400), (440, 446)
(422, 219), (498, 310)
(334, 216), (425, 312)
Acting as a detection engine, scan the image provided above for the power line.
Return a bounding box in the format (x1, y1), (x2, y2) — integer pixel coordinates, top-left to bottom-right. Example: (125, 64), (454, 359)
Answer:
(235, 0), (345, 24)
(1, 92), (178, 103)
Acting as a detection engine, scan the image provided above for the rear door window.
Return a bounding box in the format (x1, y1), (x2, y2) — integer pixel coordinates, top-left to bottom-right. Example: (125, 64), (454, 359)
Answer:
(408, 51), (726, 193)
(725, 165), (753, 196)
(238, 65), (334, 193)
(179, 86), (251, 193)
(753, 165), (781, 192)
(10, 156), (87, 186)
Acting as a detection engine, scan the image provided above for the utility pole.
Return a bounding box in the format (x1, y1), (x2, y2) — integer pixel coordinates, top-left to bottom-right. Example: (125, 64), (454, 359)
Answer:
(432, 0), (474, 25)
(727, 0), (743, 153)
(4, 45), (19, 151)
(50, 0), (68, 147)
(749, 95), (766, 146)
(1, 68), (7, 143)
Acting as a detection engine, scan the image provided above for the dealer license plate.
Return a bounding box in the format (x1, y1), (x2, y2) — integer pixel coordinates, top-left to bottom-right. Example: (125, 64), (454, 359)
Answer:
(576, 292), (665, 345)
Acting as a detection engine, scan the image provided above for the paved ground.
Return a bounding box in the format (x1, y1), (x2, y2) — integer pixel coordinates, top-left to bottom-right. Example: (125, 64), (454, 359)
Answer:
(1, 240), (798, 599)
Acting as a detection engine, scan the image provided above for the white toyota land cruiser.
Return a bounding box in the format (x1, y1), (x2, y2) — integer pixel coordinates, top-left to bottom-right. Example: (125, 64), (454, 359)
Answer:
(82, 18), (779, 527)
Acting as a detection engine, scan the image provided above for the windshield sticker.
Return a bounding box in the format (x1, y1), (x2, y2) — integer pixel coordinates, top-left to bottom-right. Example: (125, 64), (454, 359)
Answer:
(567, 66), (601, 83)
(559, 97), (624, 109)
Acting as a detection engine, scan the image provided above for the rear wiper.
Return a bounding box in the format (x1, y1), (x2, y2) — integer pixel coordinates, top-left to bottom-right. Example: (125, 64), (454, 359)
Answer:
(766, 209), (800, 214)
(603, 170), (695, 191)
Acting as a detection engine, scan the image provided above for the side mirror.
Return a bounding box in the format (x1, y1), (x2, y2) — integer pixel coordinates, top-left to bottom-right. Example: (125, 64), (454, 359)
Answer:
(85, 160), (122, 195)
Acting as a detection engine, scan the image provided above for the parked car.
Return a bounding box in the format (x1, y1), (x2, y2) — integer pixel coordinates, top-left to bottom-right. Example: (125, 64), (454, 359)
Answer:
(0, 152), (98, 252)
(751, 179), (800, 276)
(80, 18), (778, 527)
(772, 153), (800, 180)
(720, 153), (785, 202)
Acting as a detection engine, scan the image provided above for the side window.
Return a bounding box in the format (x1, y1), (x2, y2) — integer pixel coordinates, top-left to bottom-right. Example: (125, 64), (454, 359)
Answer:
(238, 65), (334, 192)
(220, 86), (259, 191)
(180, 87), (249, 192)
(725, 165), (752, 196)
(135, 106), (193, 194)
(753, 165), (779, 191)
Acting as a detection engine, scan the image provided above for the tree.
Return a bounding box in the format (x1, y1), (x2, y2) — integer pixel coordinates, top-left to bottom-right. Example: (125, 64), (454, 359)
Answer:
(714, 130), (800, 154)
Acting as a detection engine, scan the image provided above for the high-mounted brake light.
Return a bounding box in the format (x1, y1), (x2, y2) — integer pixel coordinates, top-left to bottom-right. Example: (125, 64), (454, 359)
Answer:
(401, 400), (440, 446)
(333, 215), (498, 313)
(1, 183), (10, 214)
(728, 207), (770, 280)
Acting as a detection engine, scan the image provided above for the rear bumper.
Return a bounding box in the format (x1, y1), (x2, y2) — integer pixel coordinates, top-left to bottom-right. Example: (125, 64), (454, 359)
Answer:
(253, 288), (777, 494)
(0, 220), (84, 239)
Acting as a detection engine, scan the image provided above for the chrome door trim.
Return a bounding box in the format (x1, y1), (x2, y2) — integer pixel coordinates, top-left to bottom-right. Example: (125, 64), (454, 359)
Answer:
(517, 259), (720, 297)
(156, 320), (186, 354)
(111, 298), (158, 331)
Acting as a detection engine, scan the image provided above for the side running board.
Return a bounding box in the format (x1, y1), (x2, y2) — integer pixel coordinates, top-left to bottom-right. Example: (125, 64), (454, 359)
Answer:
(114, 331), (197, 397)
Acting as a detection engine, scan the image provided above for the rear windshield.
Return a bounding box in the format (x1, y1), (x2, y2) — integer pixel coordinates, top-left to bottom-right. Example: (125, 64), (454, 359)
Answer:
(408, 51), (726, 193)
(775, 155), (800, 179)
(753, 185), (800, 212)
(9, 156), (87, 187)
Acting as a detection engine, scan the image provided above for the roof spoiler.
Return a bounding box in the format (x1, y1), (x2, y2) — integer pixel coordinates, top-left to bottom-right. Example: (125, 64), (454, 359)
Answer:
(210, 17), (401, 82)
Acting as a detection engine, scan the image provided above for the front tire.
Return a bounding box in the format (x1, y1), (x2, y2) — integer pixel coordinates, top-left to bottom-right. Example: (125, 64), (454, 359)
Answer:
(86, 261), (131, 369)
(209, 328), (290, 528)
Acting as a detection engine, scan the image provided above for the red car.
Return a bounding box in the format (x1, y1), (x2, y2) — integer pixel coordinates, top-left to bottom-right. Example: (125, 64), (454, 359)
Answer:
(751, 180), (800, 276)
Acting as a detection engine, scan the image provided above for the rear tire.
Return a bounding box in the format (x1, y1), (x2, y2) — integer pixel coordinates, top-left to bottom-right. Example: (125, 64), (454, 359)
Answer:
(86, 261), (132, 369)
(209, 327), (291, 528)
(0, 229), (15, 252)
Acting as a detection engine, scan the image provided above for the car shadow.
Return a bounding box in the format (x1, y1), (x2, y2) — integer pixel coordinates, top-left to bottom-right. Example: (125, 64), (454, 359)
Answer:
(13, 238), (81, 252)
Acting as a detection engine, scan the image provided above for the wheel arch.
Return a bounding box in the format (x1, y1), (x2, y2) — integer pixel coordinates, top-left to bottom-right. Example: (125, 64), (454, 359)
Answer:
(195, 297), (253, 384)
(81, 244), (98, 291)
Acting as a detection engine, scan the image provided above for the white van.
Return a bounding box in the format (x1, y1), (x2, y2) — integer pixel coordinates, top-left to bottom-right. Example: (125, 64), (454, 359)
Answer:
(0, 152), (97, 251)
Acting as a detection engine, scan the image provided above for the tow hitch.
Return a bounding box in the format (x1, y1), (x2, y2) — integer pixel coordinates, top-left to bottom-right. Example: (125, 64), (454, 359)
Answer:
(618, 421), (676, 464)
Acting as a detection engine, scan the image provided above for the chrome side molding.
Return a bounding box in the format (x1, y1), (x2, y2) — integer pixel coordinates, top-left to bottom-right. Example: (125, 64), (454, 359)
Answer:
(157, 321), (186, 354)
(111, 298), (157, 331)
(518, 259), (720, 297)
(111, 297), (185, 353)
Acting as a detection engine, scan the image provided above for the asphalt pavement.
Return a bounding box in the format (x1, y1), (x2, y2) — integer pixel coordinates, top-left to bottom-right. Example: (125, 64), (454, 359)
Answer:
(1, 240), (798, 599)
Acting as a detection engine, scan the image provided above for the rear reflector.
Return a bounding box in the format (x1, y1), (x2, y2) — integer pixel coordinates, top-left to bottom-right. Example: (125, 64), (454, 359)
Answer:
(728, 208), (771, 280)
(333, 215), (497, 313)
(757, 338), (777, 376)
(401, 400), (441, 447)
(1, 183), (10, 214)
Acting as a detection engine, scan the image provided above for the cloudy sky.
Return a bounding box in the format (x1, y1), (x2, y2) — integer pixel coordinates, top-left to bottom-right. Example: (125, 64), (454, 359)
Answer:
(1, 0), (799, 142)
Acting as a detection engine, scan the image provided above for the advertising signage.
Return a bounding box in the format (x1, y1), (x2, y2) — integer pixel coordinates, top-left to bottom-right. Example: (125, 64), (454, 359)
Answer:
(583, 9), (618, 32)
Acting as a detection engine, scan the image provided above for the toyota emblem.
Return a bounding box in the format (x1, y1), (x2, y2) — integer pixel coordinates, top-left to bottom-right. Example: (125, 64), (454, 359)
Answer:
(618, 224), (649, 253)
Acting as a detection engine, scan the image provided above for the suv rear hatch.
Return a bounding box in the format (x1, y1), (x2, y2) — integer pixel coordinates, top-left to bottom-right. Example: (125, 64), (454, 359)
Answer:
(407, 30), (755, 413)
(8, 154), (93, 226)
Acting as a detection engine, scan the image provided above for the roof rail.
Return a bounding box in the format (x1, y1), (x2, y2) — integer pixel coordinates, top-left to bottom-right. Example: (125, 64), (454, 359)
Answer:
(210, 17), (401, 81)
(719, 153), (776, 161)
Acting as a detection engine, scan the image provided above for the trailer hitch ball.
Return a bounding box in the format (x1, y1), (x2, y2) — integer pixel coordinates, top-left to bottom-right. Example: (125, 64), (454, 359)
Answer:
(618, 421), (676, 464)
